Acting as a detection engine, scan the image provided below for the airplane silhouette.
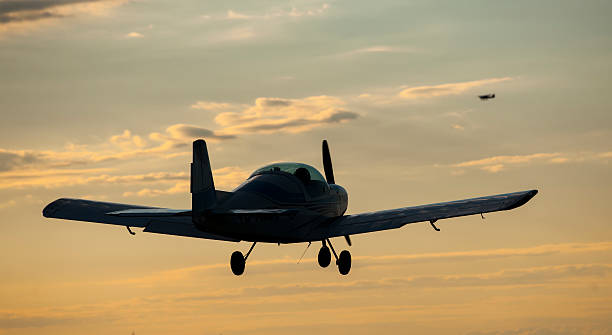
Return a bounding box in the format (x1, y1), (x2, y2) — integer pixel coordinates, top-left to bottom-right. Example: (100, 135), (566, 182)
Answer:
(479, 93), (495, 100)
(43, 139), (538, 276)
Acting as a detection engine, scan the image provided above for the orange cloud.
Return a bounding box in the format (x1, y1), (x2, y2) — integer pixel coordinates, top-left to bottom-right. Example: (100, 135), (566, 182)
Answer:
(452, 151), (611, 173)
(124, 31), (143, 38)
(122, 166), (249, 196)
(214, 96), (358, 135)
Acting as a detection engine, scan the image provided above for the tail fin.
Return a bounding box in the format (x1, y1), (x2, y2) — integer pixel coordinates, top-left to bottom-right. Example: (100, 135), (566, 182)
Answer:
(191, 139), (217, 216)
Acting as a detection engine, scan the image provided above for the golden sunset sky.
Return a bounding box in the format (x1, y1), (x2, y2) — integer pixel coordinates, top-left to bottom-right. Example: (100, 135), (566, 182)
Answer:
(1, 0), (611, 334)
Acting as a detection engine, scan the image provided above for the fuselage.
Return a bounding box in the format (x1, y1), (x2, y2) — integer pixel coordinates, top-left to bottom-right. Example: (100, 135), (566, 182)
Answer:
(195, 162), (348, 243)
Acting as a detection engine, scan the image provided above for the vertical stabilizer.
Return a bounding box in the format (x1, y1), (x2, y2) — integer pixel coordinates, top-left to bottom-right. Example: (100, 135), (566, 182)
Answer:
(191, 139), (217, 216)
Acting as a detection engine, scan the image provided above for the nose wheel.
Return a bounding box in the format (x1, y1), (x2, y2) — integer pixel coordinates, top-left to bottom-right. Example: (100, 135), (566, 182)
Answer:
(318, 245), (331, 267)
(319, 239), (351, 275)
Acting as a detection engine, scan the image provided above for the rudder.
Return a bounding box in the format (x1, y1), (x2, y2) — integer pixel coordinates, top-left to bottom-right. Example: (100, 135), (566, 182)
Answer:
(191, 139), (217, 216)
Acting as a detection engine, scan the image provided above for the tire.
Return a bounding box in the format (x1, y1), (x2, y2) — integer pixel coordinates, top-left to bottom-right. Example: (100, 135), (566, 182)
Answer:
(230, 251), (245, 276)
(337, 250), (351, 275)
(318, 246), (331, 268)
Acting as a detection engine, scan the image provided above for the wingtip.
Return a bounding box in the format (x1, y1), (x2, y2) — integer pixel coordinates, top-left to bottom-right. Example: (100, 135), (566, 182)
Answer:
(42, 198), (64, 218)
(506, 189), (538, 211)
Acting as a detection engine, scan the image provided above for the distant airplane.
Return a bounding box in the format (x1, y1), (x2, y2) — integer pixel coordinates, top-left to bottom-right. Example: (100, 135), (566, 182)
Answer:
(43, 139), (538, 276)
(479, 93), (495, 100)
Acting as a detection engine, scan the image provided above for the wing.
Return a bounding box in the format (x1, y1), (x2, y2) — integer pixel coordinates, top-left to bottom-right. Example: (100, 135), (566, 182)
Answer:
(304, 190), (537, 240)
(43, 198), (239, 242)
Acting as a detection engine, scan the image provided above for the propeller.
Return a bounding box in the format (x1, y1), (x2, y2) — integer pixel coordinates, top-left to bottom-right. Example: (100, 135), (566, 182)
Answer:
(322, 140), (335, 184)
(323, 140), (352, 246)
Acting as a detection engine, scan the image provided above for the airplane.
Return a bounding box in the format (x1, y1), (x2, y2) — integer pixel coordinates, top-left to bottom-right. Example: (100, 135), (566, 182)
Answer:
(43, 139), (538, 276)
(479, 93), (495, 100)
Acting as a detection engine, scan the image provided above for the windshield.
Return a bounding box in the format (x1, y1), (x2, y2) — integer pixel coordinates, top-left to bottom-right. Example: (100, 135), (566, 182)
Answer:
(249, 162), (327, 183)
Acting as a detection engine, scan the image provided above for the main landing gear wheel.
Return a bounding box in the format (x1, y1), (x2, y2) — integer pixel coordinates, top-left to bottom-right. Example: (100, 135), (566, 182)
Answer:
(318, 245), (331, 268)
(230, 242), (257, 276)
(337, 250), (352, 275)
(322, 238), (352, 275)
(230, 251), (245, 276)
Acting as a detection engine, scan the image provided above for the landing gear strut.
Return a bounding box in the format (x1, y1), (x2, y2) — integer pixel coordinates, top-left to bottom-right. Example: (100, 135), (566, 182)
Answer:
(230, 242), (256, 276)
(320, 238), (352, 275)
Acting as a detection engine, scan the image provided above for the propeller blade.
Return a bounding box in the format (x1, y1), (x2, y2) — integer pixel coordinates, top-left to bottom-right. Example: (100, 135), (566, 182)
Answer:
(322, 140), (335, 184)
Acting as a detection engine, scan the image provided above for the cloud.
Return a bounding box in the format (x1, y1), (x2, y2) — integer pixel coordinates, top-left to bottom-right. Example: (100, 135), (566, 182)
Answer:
(215, 26), (256, 41)
(0, 168), (110, 190)
(191, 101), (239, 111)
(398, 77), (512, 99)
(481, 164), (504, 173)
(164, 124), (236, 141)
(122, 180), (188, 197)
(0, 132), (177, 174)
(213, 96), (358, 135)
(124, 31), (143, 38)
(355, 77), (512, 106)
(226, 10), (251, 20)
(109, 129), (145, 149)
(0, 123), (238, 190)
(0, 149), (42, 172)
(0, 0), (127, 35)
(4, 242), (612, 332)
(0, 314), (76, 329)
(332, 45), (418, 58)
(466, 326), (612, 335)
(0, 199), (16, 210)
(598, 152), (612, 158)
(222, 4), (329, 21)
(122, 166), (249, 196)
(197, 4), (330, 44)
(102, 241), (612, 287)
(451, 151), (611, 173)
(0, 164), (244, 192)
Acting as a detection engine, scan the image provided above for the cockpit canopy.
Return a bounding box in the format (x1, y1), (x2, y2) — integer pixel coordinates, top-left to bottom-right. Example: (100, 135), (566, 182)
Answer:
(240, 162), (330, 200)
(250, 163), (327, 183)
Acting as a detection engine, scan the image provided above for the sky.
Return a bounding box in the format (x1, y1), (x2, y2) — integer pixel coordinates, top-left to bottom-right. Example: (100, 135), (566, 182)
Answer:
(1, 0), (611, 334)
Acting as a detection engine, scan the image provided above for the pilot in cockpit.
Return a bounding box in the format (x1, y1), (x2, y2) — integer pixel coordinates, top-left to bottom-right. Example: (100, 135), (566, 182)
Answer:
(294, 167), (311, 184)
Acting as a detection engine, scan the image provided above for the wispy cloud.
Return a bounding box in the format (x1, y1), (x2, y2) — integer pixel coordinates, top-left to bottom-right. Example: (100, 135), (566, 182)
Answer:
(452, 151), (611, 173)
(0, 0), (128, 35)
(331, 45), (418, 58)
(0, 123), (238, 190)
(158, 124), (236, 141)
(356, 77), (513, 105)
(0, 92), (358, 191)
(193, 96), (358, 135)
(101, 241), (612, 286)
(4, 261), (610, 330)
(3, 241), (611, 332)
(196, 3), (330, 43)
(122, 166), (249, 196)
(191, 101), (240, 111)
(398, 77), (512, 99)
(0, 199), (16, 210)
(222, 4), (330, 21)
(124, 31), (143, 38)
